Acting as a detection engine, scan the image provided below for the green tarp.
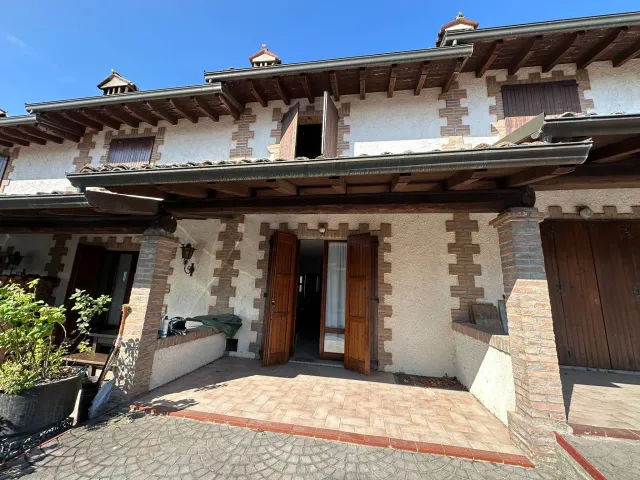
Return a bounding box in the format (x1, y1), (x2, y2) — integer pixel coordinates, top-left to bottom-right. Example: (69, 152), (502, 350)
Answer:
(189, 314), (242, 338)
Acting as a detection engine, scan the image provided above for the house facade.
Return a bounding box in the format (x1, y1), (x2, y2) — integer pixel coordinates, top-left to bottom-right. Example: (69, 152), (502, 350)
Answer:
(1, 11), (640, 466)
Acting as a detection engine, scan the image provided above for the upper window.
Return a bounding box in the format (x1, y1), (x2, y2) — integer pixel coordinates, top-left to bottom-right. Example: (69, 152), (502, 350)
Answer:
(106, 137), (155, 167)
(0, 155), (8, 183)
(502, 81), (581, 134)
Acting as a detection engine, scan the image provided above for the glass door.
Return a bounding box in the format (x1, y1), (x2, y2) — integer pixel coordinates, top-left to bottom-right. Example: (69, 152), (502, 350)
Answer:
(319, 241), (347, 359)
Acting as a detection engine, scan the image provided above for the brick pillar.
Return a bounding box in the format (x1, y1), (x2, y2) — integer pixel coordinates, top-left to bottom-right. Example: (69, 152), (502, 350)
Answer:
(490, 208), (567, 467)
(115, 228), (178, 398)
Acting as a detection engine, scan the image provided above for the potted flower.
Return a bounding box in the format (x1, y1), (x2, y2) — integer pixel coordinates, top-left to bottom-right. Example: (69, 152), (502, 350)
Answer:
(0, 281), (110, 438)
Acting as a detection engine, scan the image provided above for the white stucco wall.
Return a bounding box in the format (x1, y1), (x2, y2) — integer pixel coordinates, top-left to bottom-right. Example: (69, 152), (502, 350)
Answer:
(149, 331), (226, 390)
(472, 214), (505, 307)
(587, 60), (640, 114)
(453, 331), (515, 425)
(536, 188), (640, 214)
(0, 233), (53, 276)
(458, 72), (499, 146)
(3, 141), (76, 195)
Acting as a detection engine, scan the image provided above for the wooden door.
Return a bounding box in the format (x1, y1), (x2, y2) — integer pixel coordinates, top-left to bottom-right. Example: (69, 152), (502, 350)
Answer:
(321, 91), (339, 158)
(540, 222), (611, 369)
(588, 222), (640, 371)
(262, 232), (299, 366)
(279, 103), (299, 160)
(344, 233), (377, 374)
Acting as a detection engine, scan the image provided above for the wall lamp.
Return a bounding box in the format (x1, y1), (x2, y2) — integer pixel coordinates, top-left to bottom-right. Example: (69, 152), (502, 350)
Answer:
(1, 250), (23, 274)
(181, 243), (196, 276)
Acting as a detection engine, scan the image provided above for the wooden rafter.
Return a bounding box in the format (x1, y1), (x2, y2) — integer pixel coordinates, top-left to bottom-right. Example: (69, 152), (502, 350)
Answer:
(82, 109), (122, 130)
(123, 104), (159, 126)
(577, 27), (627, 69)
(476, 40), (503, 78)
(505, 166), (575, 187)
(612, 37), (640, 67)
(0, 139), (13, 148)
(104, 107), (140, 128)
(168, 99), (198, 124)
(218, 93), (241, 120)
(590, 137), (640, 163)
(248, 80), (267, 107)
(542, 32), (583, 73)
(37, 115), (84, 138)
(414, 62), (430, 96)
(61, 111), (103, 131)
(446, 170), (484, 190)
(329, 71), (340, 102)
(144, 102), (178, 125)
(442, 57), (465, 94)
(193, 97), (219, 122)
(266, 178), (297, 195)
(329, 176), (346, 194)
(359, 68), (366, 100)
(391, 174), (411, 192)
(508, 36), (543, 75)
(156, 184), (210, 198)
(273, 77), (290, 106)
(0, 133), (29, 146)
(209, 182), (251, 197)
(37, 122), (81, 143)
(47, 113), (86, 135)
(5, 128), (46, 145)
(301, 74), (314, 104)
(21, 126), (64, 144)
(387, 65), (397, 98)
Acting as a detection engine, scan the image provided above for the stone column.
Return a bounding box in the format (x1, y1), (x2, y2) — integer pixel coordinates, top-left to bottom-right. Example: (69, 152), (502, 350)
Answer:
(490, 208), (567, 467)
(115, 228), (178, 398)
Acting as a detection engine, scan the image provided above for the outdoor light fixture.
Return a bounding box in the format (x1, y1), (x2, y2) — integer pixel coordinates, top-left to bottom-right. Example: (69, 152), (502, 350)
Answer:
(1, 250), (23, 274)
(181, 243), (196, 276)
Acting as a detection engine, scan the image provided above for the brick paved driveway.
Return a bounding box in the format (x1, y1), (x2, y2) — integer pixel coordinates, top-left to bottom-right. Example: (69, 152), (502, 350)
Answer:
(2, 411), (552, 479)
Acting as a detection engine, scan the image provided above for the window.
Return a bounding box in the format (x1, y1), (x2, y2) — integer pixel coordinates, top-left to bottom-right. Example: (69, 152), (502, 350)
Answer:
(106, 137), (155, 167)
(0, 155), (8, 183)
(502, 81), (581, 134)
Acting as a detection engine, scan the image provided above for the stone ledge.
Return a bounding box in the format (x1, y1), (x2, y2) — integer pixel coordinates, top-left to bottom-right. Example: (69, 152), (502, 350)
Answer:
(452, 322), (510, 355)
(156, 327), (221, 350)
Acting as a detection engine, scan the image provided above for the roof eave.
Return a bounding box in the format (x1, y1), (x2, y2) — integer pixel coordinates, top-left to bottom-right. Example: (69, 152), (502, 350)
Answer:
(0, 194), (89, 210)
(0, 115), (38, 127)
(204, 45), (474, 82)
(67, 142), (592, 189)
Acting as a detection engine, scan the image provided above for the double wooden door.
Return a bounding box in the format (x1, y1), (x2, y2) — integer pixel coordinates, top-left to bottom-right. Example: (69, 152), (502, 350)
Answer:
(262, 231), (377, 374)
(541, 220), (640, 371)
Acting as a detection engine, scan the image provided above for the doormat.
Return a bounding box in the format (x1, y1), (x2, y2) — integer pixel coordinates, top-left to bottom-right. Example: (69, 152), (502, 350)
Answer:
(394, 373), (467, 391)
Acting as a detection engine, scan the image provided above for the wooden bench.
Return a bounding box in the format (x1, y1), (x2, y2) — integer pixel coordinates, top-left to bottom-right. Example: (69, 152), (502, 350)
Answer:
(62, 352), (109, 376)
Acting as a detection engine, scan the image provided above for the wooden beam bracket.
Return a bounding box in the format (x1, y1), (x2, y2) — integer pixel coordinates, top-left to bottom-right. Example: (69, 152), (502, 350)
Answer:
(329, 71), (340, 102)
(508, 36), (543, 76)
(414, 62), (430, 96)
(387, 65), (397, 98)
(248, 80), (267, 107)
(476, 40), (503, 78)
(193, 97), (219, 122)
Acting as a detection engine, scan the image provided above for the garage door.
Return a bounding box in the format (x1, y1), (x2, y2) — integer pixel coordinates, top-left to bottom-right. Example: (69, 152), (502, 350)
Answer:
(541, 220), (640, 371)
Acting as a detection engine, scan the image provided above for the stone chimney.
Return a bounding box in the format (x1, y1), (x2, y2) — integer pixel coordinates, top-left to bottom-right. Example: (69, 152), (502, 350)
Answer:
(437, 12), (479, 46)
(0, 109), (6, 118)
(249, 44), (281, 68)
(97, 69), (138, 95)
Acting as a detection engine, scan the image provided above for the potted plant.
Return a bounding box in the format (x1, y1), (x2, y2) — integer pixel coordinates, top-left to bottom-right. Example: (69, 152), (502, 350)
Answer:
(0, 280), (110, 438)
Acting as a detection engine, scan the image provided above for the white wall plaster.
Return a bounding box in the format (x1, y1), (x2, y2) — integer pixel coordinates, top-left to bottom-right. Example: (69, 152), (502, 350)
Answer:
(459, 72), (496, 141)
(587, 60), (640, 114)
(0, 234), (53, 276)
(472, 214), (504, 307)
(453, 331), (515, 425)
(149, 332), (226, 390)
(160, 118), (234, 164)
(536, 188), (640, 214)
(164, 219), (223, 319)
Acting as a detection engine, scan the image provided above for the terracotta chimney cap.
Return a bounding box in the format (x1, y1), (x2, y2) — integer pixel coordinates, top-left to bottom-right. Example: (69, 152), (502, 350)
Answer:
(249, 44), (281, 67)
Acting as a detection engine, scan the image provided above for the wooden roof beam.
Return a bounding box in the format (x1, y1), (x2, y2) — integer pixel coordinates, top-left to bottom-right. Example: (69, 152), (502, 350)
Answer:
(266, 178), (297, 195)
(193, 97), (219, 122)
(446, 170), (485, 190)
(4, 128), (46, 145)
(476, 40), (503, 78)
(168, 99), (198, 124)
(391, 174), (411, 192)
(577, 27), (627, 69)
(37, 115), (84, 139)
(387, 65), (397, 98)
(414, 62), (430, 96)
(0, 133), (29, 147)
(144, 102), (178, 125)
(542, 32), (583, 73)
(359, 68), (366, 100)
(505, 165), (575, 187)
(21, 126), (64, 144)
(0, 139), (14, 148)
(208, 182), (251, 197)
(590, 137), (640, 163)
(123, 104), (159, 127)
(36, 123), (81, 143)
(273, 77), (290, 106)
(156, 184), (210, 198)
(61, 111), (103, 131)
(508, 36), (543, 76)
(218, 93), (241, 120)
(103, 107), (140, 128)
(329, 176), (347, 194)
(612, 37), (640, 67)
(46, 113), (87, 135)
(329, 71), (340, 102)
(301, 74), (314, 104)
(247, 80), (267, 107)
(442, 57), (466, 94)
(81, 109), (122, 130)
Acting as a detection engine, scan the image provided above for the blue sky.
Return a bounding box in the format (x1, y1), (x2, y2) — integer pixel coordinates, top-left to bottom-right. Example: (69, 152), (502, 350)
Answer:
(1, 1), (637, 115)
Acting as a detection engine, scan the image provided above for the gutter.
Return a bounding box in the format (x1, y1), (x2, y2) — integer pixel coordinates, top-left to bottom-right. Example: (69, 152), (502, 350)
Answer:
(0, 194), (88, 210)
(67, 142), (593, 188)
(441, 11), (640, 45)
(0, 115), (38, 127)
(204, 45), (473, 81)
(26, 83), (224, 113)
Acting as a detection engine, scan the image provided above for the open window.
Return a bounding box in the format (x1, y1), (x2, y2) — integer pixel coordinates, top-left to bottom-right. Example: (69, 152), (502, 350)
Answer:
(279, 91), (339, 160)
(107, 136), (155, 167)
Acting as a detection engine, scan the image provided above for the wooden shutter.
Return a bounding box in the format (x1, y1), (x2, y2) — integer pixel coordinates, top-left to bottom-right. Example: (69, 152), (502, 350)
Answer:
(321, 91), (339, 157)
(0, 155), (8, 182)
(344, 233), (377, 375)
(279, 103), (299, 160)
(262, 231), (299, 366)
(540, 81), (581, 115)
(106, 137), (155, 167)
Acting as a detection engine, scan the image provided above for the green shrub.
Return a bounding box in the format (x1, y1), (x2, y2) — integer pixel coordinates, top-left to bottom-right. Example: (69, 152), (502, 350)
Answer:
(0, 281), (110, 394)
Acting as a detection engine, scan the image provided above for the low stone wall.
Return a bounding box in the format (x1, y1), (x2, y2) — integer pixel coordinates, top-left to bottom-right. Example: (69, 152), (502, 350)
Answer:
(149, 329), (226, 390)
(452, 323), (515, 425)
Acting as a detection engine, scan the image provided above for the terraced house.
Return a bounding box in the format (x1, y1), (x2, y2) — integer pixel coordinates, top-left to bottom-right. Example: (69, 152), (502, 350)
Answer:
(1, 10), (640, 468)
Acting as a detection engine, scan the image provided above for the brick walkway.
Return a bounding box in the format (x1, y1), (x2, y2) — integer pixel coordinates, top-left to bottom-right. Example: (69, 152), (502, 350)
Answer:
(2, 411), (551, 479)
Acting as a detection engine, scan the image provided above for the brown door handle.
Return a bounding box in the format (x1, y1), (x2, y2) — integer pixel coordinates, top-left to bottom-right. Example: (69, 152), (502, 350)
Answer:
(271, 299), (276, 307)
